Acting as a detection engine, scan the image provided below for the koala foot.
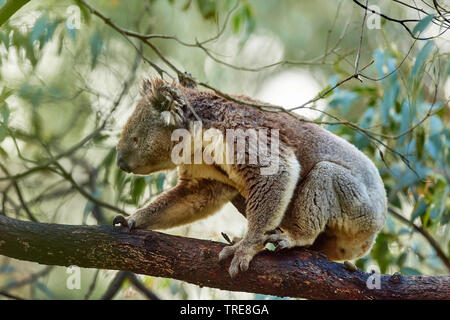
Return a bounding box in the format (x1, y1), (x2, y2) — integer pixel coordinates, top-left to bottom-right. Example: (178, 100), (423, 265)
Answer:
(219, 240), (260, 278)
(265, 233), (294, 251)
(112, 215), (135, 231)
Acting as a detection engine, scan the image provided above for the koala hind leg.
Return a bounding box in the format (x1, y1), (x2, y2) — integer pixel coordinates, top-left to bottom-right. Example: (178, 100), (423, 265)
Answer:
(276, 161), (382, 261)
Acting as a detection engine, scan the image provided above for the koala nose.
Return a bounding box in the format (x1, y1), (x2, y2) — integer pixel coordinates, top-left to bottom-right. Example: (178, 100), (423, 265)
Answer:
(116, 151), (131, 172)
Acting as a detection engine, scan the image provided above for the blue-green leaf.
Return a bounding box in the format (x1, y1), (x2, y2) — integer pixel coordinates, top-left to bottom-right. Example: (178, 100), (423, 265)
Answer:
(35, 281), (55, 299)
(400, 267), (421, 275)
(82, 188), (102, 223)
(0, 265), (15, 273)
(31, 14), (48, 43)
(410, 41), (434, 80)
(90, 32), (103, 69)
(381, 81), (400, 123)
(411, 199), (427, 221)
(413, 14), (435, 35)
(66, 24), (77, 41)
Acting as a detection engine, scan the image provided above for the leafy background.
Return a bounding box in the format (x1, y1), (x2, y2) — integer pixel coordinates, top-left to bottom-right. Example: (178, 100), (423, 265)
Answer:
(0, 0), (448, 299)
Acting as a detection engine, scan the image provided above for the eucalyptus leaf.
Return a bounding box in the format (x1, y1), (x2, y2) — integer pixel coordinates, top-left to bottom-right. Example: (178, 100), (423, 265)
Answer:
(410, 41), (434, 81)
(90, 32), (103, 69)
(413, 14), (435, 35)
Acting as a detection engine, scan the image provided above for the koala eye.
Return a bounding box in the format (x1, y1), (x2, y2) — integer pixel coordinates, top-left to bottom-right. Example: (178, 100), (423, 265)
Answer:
(132, 137), (138, 147)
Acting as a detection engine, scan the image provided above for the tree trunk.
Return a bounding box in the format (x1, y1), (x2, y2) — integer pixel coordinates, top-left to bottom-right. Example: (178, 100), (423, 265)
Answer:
(0, 215), (448, 300)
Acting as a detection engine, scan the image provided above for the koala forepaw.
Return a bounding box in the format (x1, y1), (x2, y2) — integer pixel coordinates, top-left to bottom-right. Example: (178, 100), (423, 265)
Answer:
(112, 215), (135, 231)
(219, 242), (258, 278)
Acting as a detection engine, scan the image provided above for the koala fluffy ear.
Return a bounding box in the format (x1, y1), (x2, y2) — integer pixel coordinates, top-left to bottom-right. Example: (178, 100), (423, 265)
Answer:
(149, 78), (187, 126)
(140, 78), (152, 96)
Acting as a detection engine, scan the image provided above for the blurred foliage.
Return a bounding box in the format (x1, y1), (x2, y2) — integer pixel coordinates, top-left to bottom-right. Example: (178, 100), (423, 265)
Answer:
(0, 0), (448, 299)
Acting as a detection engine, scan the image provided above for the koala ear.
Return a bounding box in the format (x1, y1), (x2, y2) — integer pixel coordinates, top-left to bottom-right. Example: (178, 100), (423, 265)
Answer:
(140, 78), (152, 96)
(149, 78), (186, 126)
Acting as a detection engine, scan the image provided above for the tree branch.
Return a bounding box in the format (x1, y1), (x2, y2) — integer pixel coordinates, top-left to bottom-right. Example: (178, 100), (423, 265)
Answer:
(0, 0), (30, 27)
(0, 215), (448, 300)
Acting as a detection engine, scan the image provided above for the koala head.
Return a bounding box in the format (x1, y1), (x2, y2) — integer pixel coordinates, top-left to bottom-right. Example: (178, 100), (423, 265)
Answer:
(116, 78), (186, 175)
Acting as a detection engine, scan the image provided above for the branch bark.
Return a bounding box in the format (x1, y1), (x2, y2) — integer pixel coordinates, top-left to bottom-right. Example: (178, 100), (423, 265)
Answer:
(0, 215), (448, 300)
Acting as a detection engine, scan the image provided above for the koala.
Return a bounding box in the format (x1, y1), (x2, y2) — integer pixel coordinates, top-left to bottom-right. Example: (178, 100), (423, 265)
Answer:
(114, 78), (387, 277)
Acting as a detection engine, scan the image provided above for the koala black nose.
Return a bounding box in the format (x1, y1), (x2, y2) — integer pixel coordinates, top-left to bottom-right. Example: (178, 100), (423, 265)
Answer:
(116, 151), (131, 172)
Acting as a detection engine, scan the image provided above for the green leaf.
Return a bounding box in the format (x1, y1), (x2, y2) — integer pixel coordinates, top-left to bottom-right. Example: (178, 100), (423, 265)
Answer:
(0, 102), (9, 124)
(0, 31), (9, 50)
(0, 86), (14, 101)
(416, 127), (425, 159)
(196, 0), (216, 20)
(397, 252), (408, 266)
(0, 145), (7, 159)
(79, 3), (91, 24)
(0, 126), (6, 142)
(131, 177), (146, 204)
(0, 102), (9, 143)
(232, 11), (243, 33)
(413, 14), (435, 35)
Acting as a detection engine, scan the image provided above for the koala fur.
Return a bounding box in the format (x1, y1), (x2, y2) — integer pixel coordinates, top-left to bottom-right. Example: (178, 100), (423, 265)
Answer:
(115, 78), (387, 277)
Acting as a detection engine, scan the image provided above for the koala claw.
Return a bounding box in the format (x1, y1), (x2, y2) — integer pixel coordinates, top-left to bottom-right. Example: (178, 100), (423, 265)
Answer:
(113, 215), (135, 231)
(219, 242), (256, 277)
(113, 215), (128, 227)
(218, 244), (236, 262)
(229, 249), (253, 278)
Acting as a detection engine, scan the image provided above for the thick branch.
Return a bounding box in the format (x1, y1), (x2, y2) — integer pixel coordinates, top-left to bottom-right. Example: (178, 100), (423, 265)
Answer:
(0, 215), (448, 300)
